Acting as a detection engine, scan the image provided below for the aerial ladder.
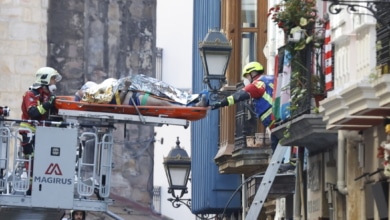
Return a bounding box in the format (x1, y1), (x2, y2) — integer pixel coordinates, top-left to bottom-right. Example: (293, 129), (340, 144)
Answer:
(246, 144), (290, 220)
(0, 106), (189, 220)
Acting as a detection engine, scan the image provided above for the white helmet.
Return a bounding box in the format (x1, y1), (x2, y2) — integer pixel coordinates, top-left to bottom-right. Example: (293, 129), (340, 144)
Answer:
(32, 67), (62, 88)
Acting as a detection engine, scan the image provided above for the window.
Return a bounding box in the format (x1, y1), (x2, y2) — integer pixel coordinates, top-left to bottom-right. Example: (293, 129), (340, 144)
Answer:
(222, 0), (267, 81)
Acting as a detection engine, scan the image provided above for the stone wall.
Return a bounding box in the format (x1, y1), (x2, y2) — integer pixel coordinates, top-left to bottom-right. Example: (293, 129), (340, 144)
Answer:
(0, 0), (49, 119)
(0, 0), (157, 211)
(47, 0), (156, 96)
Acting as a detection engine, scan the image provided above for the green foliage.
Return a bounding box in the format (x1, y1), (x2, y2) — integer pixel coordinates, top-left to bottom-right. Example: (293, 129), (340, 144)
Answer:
(269, 0), (328, 140)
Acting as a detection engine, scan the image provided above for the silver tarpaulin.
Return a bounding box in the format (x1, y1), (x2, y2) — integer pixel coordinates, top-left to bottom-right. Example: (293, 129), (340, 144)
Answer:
(118, 74), (199, 105)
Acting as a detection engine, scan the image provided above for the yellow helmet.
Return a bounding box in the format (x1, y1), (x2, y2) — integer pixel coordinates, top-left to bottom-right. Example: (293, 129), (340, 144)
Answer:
(32, 67), (62, 88)
(242, 62), (264, 77)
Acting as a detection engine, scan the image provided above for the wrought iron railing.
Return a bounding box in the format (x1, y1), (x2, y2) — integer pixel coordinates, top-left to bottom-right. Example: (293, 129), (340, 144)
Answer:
(234, 82), (257, 151)
(274, 44), (325, 128)
(377, 7), (390, 73)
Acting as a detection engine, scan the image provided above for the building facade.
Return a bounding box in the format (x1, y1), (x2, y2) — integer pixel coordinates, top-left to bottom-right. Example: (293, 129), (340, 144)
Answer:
(190, 0), (390, 219)
(0, 1), (168, 219)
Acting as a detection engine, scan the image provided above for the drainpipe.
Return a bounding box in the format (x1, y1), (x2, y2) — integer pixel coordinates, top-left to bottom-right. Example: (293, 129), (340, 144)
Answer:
(337, 130), (348, 195)
(293, 159), (301, 220)
(327, 183), (334, 220)
(242, 174), (246, 219)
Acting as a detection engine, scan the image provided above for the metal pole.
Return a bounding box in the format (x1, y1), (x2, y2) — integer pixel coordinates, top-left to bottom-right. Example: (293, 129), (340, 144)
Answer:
(105, 210), (125, 220)
(293, 159), (301, 220)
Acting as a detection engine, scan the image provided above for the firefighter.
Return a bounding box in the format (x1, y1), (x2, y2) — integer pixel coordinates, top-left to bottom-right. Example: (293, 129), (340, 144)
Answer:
(20, 67), (62, 195)
(210, 61), (281, 151)
(211, 62), (274, 126)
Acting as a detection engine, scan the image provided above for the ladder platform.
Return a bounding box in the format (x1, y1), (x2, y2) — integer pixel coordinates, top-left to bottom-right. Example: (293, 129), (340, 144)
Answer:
(0, 195), (113, 212)
(58, 109), (190, 127)
(55, 96), (208, 122)
(246, 144), (290, 219)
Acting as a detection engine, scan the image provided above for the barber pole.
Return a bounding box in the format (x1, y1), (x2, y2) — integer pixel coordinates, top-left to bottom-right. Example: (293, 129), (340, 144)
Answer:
(324, 21), (333, 91)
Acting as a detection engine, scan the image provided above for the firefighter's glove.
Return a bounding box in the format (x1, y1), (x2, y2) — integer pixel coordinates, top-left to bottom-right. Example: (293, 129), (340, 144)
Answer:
(210, 98), (230, 110)
(49, 95), (56, 104)
(42, 101), (53, 111)
(41, 96), (56, 111)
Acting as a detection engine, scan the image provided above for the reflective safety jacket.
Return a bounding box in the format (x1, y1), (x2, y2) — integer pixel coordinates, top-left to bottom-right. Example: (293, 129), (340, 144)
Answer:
(252, 75), (274, 128)
(20, 87), (54, 132)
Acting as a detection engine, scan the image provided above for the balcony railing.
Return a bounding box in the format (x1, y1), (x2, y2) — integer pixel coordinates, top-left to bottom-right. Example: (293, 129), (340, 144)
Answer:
(272, 44), (338, 152)
(320, 9), (390, 131)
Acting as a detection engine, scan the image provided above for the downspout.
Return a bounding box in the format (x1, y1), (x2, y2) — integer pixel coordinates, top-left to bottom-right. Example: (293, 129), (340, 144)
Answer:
(293, 159), (301, 220)
(337, 130), (348, 195)
(242, 174), (246, 219)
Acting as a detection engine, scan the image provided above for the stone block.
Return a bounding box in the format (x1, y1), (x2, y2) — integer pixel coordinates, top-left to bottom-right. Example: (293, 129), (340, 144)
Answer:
(9, 22), (41, 40)
(246, 133), (271, 148)
(0, 21), (7, 39)
(24, 8), (47, 24)
(0, 40), (26, 55)
(1, 75), (19, 92)
(15, 56), (46, 76)
(0, 7), (24, 20)
(0, 56), (15, 73)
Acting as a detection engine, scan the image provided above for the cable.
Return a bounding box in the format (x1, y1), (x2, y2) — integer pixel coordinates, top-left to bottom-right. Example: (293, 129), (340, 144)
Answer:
(220, 172), (265, 218)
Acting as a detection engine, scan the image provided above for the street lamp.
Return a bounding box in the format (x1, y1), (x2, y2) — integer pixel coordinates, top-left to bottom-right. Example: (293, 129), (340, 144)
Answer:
(322, 0), (390, 19)
(199, 29), (232, 95)
(163, 138), (217, 220)
(163, 137), (191, 209)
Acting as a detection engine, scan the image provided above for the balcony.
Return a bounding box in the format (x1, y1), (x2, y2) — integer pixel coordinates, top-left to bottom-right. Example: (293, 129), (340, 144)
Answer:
(320, 16), (390, 131)
(272, 113), (338, 153)
(321, 75), (390, 131)
(215, 99), (272, 176)
(270, 88), (338, 152)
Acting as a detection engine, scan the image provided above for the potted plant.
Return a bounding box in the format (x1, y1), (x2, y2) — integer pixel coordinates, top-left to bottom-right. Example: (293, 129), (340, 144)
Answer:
(269, 0), (327, 140)
(269, 0), (327, 107)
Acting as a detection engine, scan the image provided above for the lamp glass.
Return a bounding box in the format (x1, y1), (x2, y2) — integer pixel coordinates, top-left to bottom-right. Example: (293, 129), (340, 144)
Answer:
(204, 51), (230, 77)
(169, 167), (189, 186)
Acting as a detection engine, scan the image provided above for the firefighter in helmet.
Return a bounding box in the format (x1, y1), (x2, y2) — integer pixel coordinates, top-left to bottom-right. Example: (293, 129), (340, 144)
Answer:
(210, 61), (281, 153)
(210, 61), (275, 128)
(20, 67), (62, 194)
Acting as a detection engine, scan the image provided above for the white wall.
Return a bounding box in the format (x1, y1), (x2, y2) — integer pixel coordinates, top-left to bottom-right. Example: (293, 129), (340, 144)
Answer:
(155, 1), (195, 220)
(154, 128), (194, 220)
(156, 0), (193, 90)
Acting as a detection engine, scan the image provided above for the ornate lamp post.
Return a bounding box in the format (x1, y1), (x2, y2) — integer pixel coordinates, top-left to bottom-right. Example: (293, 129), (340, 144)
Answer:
(163, 137), (192, 209)
(199, 29), (232, 103)
(321, 0), (390, 19)
(163, 138), (217, 220)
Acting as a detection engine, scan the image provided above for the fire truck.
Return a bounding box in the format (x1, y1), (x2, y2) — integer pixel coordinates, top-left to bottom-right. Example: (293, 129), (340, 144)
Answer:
(0, 102), (202, 220)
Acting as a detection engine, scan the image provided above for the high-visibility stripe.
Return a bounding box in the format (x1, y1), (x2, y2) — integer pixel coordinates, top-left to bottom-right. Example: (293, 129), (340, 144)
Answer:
(260, 108), (273, 123)
(37, 105), (46, 115)
(227, 95), (234, 106)
(262, 93), (273, 105)
(20, 122), (36, 132)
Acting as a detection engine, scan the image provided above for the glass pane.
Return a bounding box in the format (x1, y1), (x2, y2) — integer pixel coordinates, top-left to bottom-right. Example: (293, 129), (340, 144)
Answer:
(241, 32), (257, 70)
(241, 0), (257, 28)
(170, 167), (187, 186)
(205, 51), (230, 76)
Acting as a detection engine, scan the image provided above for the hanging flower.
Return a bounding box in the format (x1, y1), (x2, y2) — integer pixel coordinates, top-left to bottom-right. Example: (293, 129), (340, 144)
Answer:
(268, 0), (317, 29)
(269, 0), (330, 53)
